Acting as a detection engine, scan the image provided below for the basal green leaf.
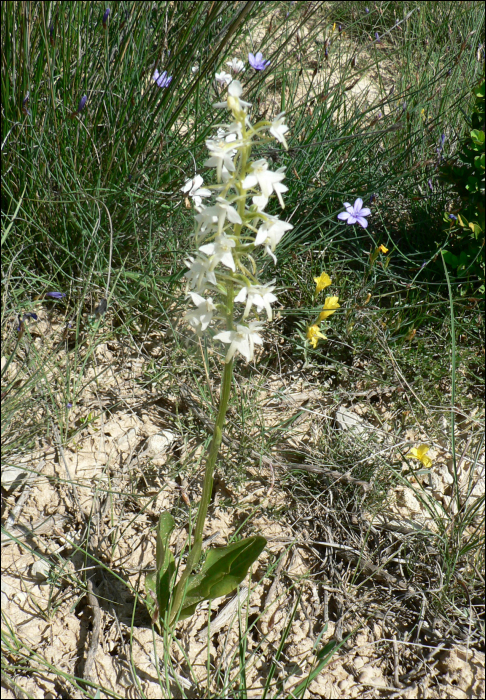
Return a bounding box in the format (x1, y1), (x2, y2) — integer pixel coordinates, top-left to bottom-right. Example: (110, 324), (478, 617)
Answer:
(177, 536), (266, 619)
(145, 511), (177, 624)
(156, 554), (176, 619)
(156, 511), (176, 571)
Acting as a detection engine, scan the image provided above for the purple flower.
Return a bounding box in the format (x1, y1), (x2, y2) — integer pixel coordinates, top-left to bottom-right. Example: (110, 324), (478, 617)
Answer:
(153, 69), (173, 88)
(337, 198), (371, 228)
(46, 291), (66, 299)
(67, 402), (72, 408)
(449, 214), (457, 220)
(77, 95), (87, 113)
(25, 312), (38, 321)
(248, 52), (270, 71)
(102, 8), (110, 27)
(365, 7), (369, 13)
(428, 178), (433, 192)
(375, 32), (381, 43)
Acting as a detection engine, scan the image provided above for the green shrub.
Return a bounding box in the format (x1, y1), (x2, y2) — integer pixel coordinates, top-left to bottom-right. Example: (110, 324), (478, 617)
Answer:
(439, 78), (485, 288)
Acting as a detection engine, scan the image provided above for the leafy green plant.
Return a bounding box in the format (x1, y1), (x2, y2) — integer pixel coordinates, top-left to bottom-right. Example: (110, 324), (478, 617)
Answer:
(439, 79), (485, 286)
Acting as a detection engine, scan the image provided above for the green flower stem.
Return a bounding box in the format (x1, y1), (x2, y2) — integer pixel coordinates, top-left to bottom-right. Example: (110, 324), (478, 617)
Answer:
(169, 357), (234, 626)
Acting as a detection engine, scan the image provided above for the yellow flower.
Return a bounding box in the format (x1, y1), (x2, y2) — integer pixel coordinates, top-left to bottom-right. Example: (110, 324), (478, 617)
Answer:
(313, 272), (332, 294)
(307, 324), (326, 348)
(318, 296), (340, 321)
(406, 444), (433, 468)
(378, 244), (389, 254)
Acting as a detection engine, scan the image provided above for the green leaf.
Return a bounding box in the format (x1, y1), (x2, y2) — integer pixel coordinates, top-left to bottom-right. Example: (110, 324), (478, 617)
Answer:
(155, 554), (176, 620)
(443, 250), (459, 268)
(466, 176), (479, 193)
(155, 511), (176, 571)
(155, 512), (176, 617)
(475, 81), (485, 99)
(145, 571), (158, 621)
(470, 129), (485, 146)
(177, 536), (266, 620)
(469, 222), (483, 238)
(145, 512), (176, 624)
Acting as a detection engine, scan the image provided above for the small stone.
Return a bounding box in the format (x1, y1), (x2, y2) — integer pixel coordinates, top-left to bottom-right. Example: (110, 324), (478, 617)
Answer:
(32, 560), (50, 581)
(335, 406), (367, 435)
(358, 664), (379, 684)
(1, 465), (30, 491)
(116, 428), (138, 451)
(145, 431), (175, 458)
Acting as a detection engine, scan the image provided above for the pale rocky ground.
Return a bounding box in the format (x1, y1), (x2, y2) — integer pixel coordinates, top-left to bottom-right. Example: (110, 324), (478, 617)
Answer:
(1, 304), (484, 699)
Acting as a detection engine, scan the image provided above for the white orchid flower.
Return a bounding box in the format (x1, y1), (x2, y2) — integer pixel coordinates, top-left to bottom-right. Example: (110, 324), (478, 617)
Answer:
(184, 255), (217, 293)
(214, 322), (264, 363)
(215, 71), (233, 86)
(195, 197), (241, 238)
(254, 219), (293, 264)
(185, 292), (217, 331)
(181, 175), (212, 207)
(217, 125), (243, 142)
(213, 80), (252, 112)
(242, 160), (288, 207)
(269, 112), (289, 150)
(226, 58), (245, 74)
(199, 234), (237, 271)
(234, 281), (278, 321)
(204, 139), (238, 181)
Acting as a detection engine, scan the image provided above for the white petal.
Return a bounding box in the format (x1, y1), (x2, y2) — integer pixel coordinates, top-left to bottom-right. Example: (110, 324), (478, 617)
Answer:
(242, 174), (258, 189)
(188, 292), (205, 306)
(220, 251), (236, 270)
(228, 80), (242, 97)
(199, 243), (215, 255)
(234, 287), (247, 303)
(214, 330), (233, 344)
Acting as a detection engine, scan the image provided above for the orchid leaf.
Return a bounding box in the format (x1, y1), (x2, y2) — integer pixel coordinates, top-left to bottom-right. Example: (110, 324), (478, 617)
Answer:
(145, 512), (176, 625)
(176, 536), (266, 621)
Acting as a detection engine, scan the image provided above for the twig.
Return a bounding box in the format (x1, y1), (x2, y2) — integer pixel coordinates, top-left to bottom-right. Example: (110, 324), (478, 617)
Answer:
(392, 634), (401, 688)
(264, 551), (289, 610)
(83, 578), (101, 683)
(49, 419), (85, 520)
(5, 460), (45, 529)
